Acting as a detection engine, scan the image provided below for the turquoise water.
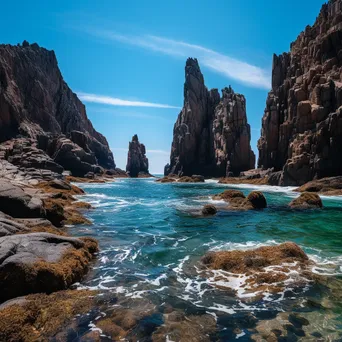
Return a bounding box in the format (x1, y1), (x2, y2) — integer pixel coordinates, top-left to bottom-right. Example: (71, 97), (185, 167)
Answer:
(70, 178), (342, 341)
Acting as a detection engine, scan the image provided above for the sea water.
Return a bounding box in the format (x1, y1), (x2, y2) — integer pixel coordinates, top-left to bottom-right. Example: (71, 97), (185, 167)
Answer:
(69, 177), (342, 340)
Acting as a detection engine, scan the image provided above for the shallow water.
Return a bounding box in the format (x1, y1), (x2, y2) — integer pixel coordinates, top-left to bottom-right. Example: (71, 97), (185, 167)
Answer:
(69, 178), (342, 341)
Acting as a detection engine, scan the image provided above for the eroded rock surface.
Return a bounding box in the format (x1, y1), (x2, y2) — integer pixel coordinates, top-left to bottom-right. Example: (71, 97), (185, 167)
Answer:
(126, 134), (149, 177)
(166, 59), (255, 177)
(295, 176), (342, 195)
(0, 233), (98, 302)
(258, 0), (342, 185)
(0, 42), (115, 176)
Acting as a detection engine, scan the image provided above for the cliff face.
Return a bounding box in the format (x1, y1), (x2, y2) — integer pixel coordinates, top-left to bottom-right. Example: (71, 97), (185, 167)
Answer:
(165, 58), (255, 177)
(258, 0), (342, 185)
(0, 41), (115, 173)
(126, 134), (149, 177)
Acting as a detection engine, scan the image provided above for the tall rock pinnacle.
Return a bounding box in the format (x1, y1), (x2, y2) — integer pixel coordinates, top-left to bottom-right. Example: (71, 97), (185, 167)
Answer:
(165, 58), (255, 177)
(258, 0), (342, 185)
(126, 134), (149, 177)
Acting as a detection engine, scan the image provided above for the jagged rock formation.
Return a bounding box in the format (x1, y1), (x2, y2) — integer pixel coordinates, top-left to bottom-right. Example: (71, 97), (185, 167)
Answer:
(165, 58), (255, 177)
(126, 134), (149, 177)
(0, 41), (115, 176)
(258, 0), (342, 185)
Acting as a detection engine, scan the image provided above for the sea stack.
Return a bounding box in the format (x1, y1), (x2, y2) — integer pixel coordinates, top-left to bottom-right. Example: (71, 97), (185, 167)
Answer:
(258, 0), (342, 186)
(165, 58), (255, 177)
(126, 134), (149, 177)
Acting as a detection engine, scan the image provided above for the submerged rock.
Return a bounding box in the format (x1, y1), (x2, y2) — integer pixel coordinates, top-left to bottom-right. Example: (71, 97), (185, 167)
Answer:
(289, 192), (323, 209)
(152, 311), (216, 342)
(0, 289), (98, 342)
(251, 312), (310, 341)
(0, 233), (98, 302)
(201, 242), (313, 296)
(202, 204), (217, 216)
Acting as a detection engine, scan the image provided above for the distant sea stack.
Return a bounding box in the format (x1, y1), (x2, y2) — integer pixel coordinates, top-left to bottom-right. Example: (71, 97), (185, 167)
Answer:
(258, 0), (342, 185)
(126, 134), (149, 177)
(165, 58), (255, 177)
(0, 41), (116, 177)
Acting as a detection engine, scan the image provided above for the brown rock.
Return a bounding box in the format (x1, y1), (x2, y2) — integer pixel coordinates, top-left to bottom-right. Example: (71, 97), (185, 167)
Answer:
(295, 176), (342, 195)
(246, 191), (267, 209)
(214, 190), (267, 211)
(178, 175), (205, 183)
(0, 233), (98, 302)
(212, 189), (245, 201)
(201, 242), (312, 295)
(289, 192), (323, 209)
(0, 290), (98, 342)
(165, 59), (255, 177)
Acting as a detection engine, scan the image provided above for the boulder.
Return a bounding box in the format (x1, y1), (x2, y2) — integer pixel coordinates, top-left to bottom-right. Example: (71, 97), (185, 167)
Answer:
(246, 191), (267, 209)
(289, 192), (323, 209)
(202, 205), (217, 216)
(0, 180), (44, 218)
(0, 233), (98, 302)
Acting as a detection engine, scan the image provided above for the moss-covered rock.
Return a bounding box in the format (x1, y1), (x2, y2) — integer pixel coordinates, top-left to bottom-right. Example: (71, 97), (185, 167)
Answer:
(289, 192), (323, 209)
(212, 189), (245, 201)
(0, 233), (98, 302)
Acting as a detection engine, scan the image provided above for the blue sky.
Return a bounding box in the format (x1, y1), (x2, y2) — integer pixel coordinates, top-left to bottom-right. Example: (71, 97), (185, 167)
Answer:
(1, 0), (325, 173)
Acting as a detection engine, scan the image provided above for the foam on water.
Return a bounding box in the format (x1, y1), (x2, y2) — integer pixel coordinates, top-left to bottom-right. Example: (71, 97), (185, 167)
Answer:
(71, 178), (342, 337)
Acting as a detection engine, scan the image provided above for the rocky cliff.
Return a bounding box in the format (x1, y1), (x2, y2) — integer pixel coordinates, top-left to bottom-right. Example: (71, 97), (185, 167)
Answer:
(258, 0), (342, 185)
(0, 41), (115, 176)
(126, 134), (149, 177)
(165, 58), (255, 177)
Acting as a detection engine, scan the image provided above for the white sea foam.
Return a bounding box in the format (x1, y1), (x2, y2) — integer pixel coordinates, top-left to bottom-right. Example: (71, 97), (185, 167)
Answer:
(218, 183), (297, 195)
(210, 240), (279, 252)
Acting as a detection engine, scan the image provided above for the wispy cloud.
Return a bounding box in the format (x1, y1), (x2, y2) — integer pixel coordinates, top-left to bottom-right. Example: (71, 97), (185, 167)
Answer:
(78, 92), (181, 109)
(148, 149), (169, 155)
(84, 29), (271, 89)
